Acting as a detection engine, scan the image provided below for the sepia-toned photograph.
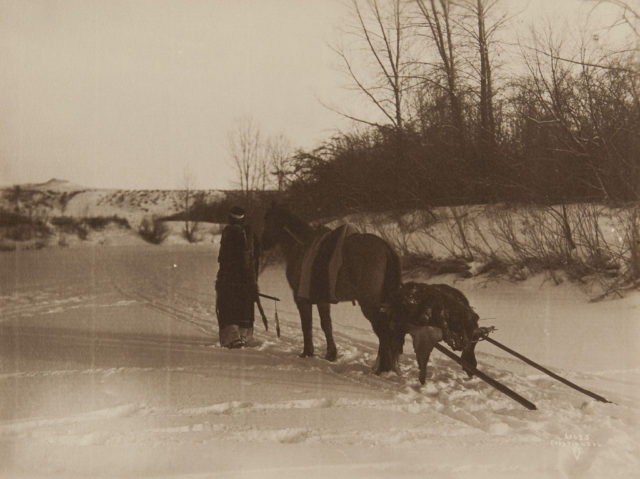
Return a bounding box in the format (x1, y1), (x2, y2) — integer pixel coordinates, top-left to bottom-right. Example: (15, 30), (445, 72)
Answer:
(1, 0), (639, 477)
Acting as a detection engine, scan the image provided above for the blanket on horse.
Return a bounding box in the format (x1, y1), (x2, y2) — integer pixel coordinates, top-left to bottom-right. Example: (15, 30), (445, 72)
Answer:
(297, 224), (357, 303)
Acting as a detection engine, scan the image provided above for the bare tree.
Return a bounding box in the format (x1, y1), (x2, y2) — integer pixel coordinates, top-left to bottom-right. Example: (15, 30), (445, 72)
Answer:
(334, 0), (415, 134)
(228, 117), (268, 200)
(590, 0), (640, 41)
(414, 0), (467, 148)
(476, 0), (494, 142)
(331, 0), (419, 205)
(465, 0), (503, 151)
(266, 133), (294, 191)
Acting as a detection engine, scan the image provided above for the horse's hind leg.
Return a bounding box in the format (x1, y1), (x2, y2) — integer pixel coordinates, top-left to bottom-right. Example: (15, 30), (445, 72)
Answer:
(317, 303), (337, 361)
(296, 300), (314, 358)
(363, 306), (401, 375)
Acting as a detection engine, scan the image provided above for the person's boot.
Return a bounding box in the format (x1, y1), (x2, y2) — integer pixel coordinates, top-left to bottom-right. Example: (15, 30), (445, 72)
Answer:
(228, 338), (246, 349)
(239, 326), (255, 347)
(219, 324), (242, 348)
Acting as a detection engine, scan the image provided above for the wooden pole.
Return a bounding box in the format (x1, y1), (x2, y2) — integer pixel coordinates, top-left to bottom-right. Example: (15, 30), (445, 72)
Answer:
(484, 337), (612, 404)
(258, 292), (280, 302)
(434, 344), (537, 410)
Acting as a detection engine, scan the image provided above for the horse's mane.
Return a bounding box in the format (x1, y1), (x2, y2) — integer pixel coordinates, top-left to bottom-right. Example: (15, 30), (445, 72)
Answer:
(273, 205), (322, 239)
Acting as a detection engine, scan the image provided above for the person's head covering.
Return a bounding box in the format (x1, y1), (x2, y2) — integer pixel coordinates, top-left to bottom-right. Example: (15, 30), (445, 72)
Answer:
(228, 206), (246, 224)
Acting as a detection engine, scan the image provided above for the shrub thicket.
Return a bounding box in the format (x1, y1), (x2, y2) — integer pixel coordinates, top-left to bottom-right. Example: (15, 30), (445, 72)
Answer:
(284, 64), (639, 219)
(0, 210), (51, 241)
(138, 216), (169, 244)
(50, 215), (130, 240)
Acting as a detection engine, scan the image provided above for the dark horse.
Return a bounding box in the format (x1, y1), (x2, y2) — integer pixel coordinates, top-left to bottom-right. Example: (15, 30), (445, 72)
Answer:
(261, 203), (404, 374)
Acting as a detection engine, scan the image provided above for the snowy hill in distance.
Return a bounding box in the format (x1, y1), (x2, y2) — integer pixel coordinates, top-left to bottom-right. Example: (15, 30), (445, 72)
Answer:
(21, 178), (89, 192)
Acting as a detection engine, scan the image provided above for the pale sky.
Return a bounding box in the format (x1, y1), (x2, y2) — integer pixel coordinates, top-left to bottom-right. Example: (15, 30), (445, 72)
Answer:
(1, 0), (354, 189)
(0, 0), (628, 190)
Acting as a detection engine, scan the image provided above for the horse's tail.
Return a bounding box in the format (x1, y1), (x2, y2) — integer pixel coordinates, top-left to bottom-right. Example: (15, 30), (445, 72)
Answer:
(382, 243), (402, 303)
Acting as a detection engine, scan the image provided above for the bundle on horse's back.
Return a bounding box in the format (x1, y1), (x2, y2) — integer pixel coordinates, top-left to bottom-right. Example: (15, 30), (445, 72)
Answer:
(391, 282), (480, 351)
(389, 281), (485, 384)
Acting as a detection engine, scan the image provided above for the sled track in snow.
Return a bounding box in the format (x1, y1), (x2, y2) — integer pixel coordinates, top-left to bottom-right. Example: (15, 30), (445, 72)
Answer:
(1, 279), (116, 321)
(112, 281), (214, 335)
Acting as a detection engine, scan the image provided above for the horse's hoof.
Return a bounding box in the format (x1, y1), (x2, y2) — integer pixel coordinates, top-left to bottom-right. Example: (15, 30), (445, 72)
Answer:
(325, 350), (337, 362)
(462, 362), (476, 378)
(298, 351), (314, 358)
(372, 365), (391, 376)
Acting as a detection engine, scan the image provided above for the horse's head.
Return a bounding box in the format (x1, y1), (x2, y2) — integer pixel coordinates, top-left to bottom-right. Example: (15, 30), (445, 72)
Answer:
(261, 202), (286, 250)
(262, 202), (311, 250)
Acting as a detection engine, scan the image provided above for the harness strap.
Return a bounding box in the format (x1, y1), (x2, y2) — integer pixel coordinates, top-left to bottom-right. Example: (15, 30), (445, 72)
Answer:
(283, 225), (304, 245)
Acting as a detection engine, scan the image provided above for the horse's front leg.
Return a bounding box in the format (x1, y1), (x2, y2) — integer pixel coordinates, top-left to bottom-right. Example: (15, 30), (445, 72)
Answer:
(296, 300), (314, 358)
(317, 303), (337, 361)
(460, 342), (478, 378)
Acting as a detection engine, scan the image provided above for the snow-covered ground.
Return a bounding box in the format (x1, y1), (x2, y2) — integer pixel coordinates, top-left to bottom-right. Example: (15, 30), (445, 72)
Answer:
(1, 244), (639, 478)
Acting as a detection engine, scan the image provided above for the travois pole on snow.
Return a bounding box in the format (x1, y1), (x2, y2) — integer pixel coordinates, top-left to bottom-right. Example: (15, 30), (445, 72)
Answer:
(255, 295), (269, 331)
(483, 337), (613, 404)
(257, 292), (281, 338)
(434, 344), (537, 410)
(258, 292), (281, 302)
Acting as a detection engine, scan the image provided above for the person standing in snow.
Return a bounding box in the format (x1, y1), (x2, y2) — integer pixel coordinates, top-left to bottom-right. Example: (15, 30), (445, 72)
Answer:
(215, 206), (260, 348)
